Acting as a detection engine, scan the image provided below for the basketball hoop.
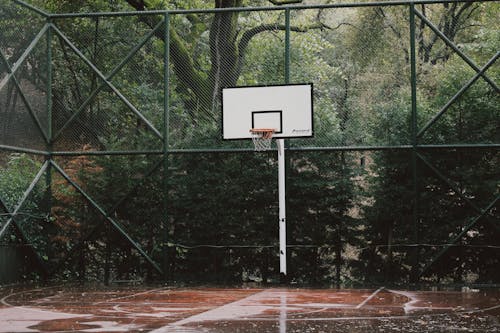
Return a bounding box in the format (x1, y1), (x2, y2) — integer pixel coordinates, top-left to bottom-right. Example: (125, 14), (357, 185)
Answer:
(250, 128), (275, 151)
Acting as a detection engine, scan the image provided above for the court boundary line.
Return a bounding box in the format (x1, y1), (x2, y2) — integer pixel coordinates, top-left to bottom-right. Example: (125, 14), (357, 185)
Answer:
(0, 285), (71, 313)
(150, 289), (268, 333)
(93, 286), (170, 305)
(1, 286), (499, 332)
(355, 286), (385, 309)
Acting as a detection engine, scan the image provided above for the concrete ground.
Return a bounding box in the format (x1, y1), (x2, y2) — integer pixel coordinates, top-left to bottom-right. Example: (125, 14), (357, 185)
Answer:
(1, 284), (499, 332)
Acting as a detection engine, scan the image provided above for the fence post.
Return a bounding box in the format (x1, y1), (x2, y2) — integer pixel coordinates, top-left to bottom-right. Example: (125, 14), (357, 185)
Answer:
(279, 7), (292, 283)
(285, 8), (290, 85)
(163, 12), (170, 280)
(45, 18), (53, 255)
(409, 2), (420, 283)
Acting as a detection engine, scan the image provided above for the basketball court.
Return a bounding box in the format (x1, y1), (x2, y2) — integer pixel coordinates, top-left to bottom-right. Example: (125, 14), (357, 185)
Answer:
(1, 2), (498, 333)
(1, 284), (499, 332)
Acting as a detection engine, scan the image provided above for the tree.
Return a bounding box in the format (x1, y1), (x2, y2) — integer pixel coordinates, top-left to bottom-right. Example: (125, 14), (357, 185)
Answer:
(123, 0), (328, 121)
(355, 3), (499, 283)
(2, 0), (496, 284)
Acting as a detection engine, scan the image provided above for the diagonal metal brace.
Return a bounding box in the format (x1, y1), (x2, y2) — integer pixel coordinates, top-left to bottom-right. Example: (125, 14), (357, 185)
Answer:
(416, 152), (500, 277)
(417, 151), (500, 232)
(414, 9), (499, 93)
(417, 52), (499, 139)
(0, 161), (49, 240)
(50, 160), (163, 274)
(0, 49), (50, 143)
(0, 24), (50, 92)
(50, 157), (164, 275)
(12, 0), (50, 17)
(418, 194), (499, 278)
(0, 161), (50, 275)
(0, 196), (10, 213)
(50, 21), (165, 143)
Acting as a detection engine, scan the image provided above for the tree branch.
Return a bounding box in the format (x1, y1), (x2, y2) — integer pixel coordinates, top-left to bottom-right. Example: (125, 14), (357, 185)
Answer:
(124, 0), (210, 108)
(375, 8), (409, 63)
(238, 22), (325, 63)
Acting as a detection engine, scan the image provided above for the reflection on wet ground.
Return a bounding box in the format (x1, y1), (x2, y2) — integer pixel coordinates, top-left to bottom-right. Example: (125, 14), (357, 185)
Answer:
(0, 285), (498, 332)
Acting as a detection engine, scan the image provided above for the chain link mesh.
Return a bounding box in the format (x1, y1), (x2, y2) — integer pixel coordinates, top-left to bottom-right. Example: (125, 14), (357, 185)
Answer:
(415, 2), (500, 145)
(0, 1), (498, 284)
(51, 15), (164, 152)
(0, 0), (48, 150)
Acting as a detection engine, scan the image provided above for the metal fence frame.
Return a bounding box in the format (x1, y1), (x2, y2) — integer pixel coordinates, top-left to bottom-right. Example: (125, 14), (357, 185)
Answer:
(0, 0), (498, 283)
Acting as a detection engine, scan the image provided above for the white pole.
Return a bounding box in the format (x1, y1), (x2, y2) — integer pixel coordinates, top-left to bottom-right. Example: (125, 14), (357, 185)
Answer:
(279, 291), (287, 333)
(277, 138), (287, 279)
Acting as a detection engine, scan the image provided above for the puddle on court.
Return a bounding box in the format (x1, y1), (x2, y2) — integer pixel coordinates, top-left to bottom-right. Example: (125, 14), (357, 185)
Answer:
(0, 285), (498, 332)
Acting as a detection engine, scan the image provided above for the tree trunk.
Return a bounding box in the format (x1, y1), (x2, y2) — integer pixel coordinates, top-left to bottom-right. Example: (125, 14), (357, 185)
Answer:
(208, 0), (242, 109)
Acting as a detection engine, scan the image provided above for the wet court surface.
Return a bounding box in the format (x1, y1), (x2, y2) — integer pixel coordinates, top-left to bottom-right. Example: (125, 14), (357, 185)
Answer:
(0, 285), (499, 332)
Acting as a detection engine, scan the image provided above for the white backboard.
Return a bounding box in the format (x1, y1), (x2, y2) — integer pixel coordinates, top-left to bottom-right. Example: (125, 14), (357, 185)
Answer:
(222, 83), (313, 140)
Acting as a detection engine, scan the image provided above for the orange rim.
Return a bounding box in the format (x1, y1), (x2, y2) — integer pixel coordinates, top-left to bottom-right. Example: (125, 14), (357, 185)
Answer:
(250, 128), (275, 139)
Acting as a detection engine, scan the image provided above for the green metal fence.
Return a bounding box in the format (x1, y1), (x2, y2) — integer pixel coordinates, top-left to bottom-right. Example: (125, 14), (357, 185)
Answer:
(0, 0), (498, 285)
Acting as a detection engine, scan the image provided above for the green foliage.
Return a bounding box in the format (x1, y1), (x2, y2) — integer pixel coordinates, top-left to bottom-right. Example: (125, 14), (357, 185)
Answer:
(0, 154), (43, 210)
(1, 0), (497, 285)
(0, 154), (48, 273)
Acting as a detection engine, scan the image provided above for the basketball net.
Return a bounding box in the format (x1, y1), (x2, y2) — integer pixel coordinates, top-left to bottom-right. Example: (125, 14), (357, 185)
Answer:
(250, 128), (275, 151)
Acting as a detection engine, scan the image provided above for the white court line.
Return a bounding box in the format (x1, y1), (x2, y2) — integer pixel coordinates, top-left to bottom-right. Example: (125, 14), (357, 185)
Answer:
(356, 287), (385, 309)
(386, 289), (454, 314)
(389, 289), (500, 315)
(464, 304), (500, 314)
(150, 289), (269, 333)
(387, 289), (423, 314)
(0, 285), (72, 315)
(0, 285), (87, 333)
(94, 286), (170, 305)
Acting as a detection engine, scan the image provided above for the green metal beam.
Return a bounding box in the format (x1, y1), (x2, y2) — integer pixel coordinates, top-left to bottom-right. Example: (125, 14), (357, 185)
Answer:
(0, 220), (50, 277)
(418, 194), (499, 278)
(416, 151), (500, 278)
(0, 191), (49, 276)
(414, 9), (499, 93)
(50, 157), (164, 275)
(3, 216), (50, 277)
(0, 196), (9, 214)
(0, 23), (50, 92)
(17, 144), (500, 157)
(285, 8), (291, 84)
(0, 161), (49, 240)
(162, 13), (170, 277)
(44, 0), (486, 18)
(49, 23), (164, 142)
(287, 145), (414, 152)
(46, 21), (53, 145)
(49, 222), (103, 276)
(111, 159), (164, 214)
(45, 20), (54, 266)
(270, 0), (303, 5)
(409, 2), (420, 283)
(417, 144), (500, 149)
(12, 0), (50, 17)
(416, 152), (500, 231)
(50, 160), (163, 275)
(417, 52), (499, 139)
(51, 150), (164, 156)
(0, 144), (50, 155)
(3, 0), (497, 284)
(409, 3), (418, 148)
(0, 50), (49, 143)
